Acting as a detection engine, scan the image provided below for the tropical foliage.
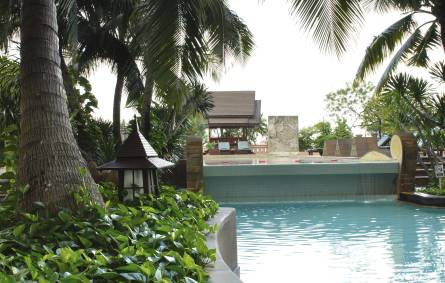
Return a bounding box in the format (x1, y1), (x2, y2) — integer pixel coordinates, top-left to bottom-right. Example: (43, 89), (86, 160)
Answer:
(298, 119), (353, 150)
(355, 0), (445, 90)
(71, 0), (254, 141)
(0, 56), (19, 135)
(325, 82), (374, 129)
(417, 185), (445, 196)
(382, 62), (445, 167)
(0, 180), (218, 282)
(325, 81), (406, 136)
(147, 82), (214, 160)
(0, 0), (253, 161)
(290, 0), (445, 91)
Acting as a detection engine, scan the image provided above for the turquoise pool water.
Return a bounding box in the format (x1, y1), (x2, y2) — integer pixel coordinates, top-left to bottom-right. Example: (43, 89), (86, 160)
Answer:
(228, 200), (445, 283)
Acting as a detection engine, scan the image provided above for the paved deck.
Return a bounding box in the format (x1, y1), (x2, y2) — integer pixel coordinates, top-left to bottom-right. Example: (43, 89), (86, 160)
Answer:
(204, 152), (387, 166)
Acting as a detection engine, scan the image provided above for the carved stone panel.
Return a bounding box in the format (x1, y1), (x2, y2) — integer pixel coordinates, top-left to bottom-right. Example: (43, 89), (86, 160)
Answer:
(268, 116), (299, 153)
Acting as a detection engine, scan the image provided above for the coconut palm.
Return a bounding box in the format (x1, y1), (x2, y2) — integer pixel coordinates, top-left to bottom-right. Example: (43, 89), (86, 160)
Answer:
(19, 0), (103, 212)
(357, 1), (445, 90)
(76, 0), (253, 143)
(128, 0), (254, 138)
(75, 0), (144, 146)
(290, 0), (445, 90)
(0, 0), (140, 152)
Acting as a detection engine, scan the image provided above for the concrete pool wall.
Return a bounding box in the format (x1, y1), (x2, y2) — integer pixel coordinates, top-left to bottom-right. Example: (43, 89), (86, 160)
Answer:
(204, 161), (400, 202)
(206, 207), (242, 282)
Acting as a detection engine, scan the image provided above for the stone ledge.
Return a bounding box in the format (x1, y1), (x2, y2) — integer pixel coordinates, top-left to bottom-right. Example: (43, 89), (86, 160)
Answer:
(399, 192), (445, 207)
(207, 207), (242, 283)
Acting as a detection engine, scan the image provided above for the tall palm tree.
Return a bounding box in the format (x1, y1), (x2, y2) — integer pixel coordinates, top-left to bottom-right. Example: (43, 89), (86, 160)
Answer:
(75, 0), (143, 147)
(19, 0), (103, 212)
(75, 0), (253, 144)
(132, 0), (254, 137)
(290, 0), (445, 90)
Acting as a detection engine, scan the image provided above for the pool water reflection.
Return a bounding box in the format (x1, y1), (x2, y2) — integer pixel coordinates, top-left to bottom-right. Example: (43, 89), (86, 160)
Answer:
(227, 200), (445, 283)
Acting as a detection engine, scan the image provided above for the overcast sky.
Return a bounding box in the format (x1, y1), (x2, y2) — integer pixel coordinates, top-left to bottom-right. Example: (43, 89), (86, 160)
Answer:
(89, 1), (433, 131)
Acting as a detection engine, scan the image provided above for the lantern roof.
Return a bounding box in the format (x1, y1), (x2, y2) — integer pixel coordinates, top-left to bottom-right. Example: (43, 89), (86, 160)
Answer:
(117, 125), (158, 158)
(97, 119), (174, 170)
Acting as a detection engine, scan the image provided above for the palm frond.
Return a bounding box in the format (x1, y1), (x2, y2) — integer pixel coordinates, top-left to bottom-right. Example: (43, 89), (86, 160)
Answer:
(0, 0), (20, 52)
(206, 4), (254, 64)
(0, 56), (20, 129)
(408, 22), (441, 67)
(78, 20), (144, 105)
(355, 13), (417, 83)
(375, 28), (422, 91)
(364, 0), (423, 12)
(289, 0), (364, 56)
(56, 0), (78, 50)
(136, 0), (253, 89)
(429, 61), (445, 84)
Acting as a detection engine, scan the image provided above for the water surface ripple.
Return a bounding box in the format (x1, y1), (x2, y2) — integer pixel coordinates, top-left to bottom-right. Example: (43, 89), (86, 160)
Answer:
(227, 201), (445, 283)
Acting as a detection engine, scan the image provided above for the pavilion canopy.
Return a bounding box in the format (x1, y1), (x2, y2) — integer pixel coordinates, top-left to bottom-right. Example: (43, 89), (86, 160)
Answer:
(206, 91), (261, 128)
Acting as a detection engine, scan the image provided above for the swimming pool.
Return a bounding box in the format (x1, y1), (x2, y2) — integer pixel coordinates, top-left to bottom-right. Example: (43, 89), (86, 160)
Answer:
(227, 200), (445, 283)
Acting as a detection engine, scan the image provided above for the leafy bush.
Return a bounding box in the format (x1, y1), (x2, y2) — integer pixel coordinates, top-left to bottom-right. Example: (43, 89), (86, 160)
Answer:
(0, 185), (218, 282)
(417, 186), (445, 196)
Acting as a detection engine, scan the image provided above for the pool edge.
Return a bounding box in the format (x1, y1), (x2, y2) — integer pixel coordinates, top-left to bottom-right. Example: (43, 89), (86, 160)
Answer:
(207, 207), (242, 283)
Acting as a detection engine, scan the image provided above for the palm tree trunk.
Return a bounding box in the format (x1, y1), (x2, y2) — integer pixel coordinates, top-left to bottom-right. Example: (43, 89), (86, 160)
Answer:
(19, 0), (104, 213)
(113, 70), (124, 148)
(141, 73), (154, 138)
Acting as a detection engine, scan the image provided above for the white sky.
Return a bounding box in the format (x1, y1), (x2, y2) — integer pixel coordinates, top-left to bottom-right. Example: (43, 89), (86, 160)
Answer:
(88, 1), (438, 130)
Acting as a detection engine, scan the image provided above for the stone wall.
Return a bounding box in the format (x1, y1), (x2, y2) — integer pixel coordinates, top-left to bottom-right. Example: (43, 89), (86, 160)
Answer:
(268, 116), (299, 153)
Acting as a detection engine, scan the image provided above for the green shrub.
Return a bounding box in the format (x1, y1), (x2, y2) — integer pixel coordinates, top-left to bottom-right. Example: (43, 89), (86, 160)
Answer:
(417, 186), (445, 196)
(0, 185), (218, 282)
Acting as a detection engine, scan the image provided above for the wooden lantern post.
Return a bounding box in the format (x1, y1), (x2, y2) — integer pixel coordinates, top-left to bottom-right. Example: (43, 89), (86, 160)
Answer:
(97, 121), (173, 200)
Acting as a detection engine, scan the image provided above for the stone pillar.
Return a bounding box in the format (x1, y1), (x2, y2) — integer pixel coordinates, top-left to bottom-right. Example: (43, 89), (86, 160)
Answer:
(390, 132), (418, 195)
(268, 116), (299, 153)
(351, 136), (378, 157)
(323, 140), (337, 156)
(335, 139), (352, 157)
(186, 136), (204, 192)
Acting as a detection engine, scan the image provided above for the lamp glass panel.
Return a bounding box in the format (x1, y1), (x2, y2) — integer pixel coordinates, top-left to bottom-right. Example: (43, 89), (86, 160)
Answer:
(133, 170), (144, 187)
(124, 170), (133, 187)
